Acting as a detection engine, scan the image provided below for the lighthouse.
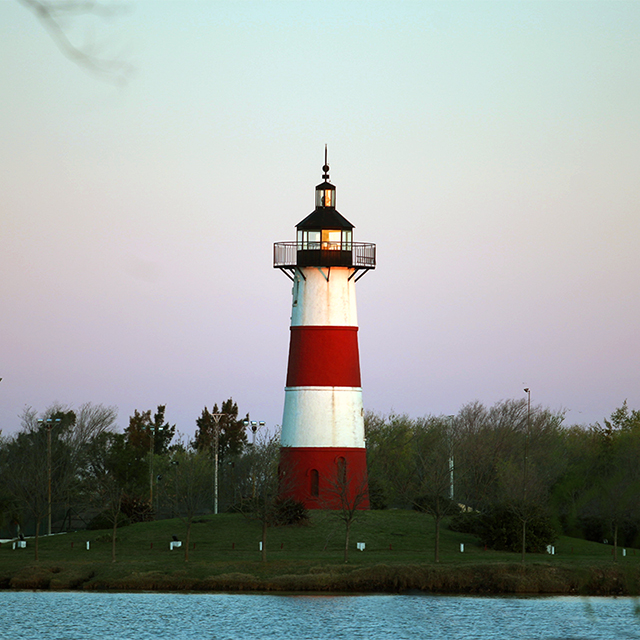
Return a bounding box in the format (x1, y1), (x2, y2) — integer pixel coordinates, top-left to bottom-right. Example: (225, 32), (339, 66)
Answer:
(274, 150), (376, 509)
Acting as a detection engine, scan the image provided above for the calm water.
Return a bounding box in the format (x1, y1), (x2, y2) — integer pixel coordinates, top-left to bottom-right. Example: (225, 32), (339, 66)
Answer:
(1, 592), (639, 640)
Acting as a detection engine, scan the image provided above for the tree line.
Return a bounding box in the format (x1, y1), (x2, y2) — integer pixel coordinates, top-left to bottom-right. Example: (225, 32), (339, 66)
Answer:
(0, 399), (257, 560)
(2, 397), (639, 565)
(366, 400), (640, 563)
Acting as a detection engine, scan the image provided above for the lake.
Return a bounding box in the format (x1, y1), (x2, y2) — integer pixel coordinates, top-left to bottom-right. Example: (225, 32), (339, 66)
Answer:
(1, 592), (639, 639)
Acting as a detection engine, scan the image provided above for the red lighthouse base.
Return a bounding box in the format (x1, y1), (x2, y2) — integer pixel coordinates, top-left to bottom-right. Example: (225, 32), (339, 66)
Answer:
(279, 447), (369, 510)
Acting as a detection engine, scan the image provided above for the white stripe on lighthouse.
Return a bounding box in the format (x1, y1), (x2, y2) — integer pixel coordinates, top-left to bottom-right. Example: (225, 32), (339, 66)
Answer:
(291, 268), (358, 327)
(280, 386), (364, 448)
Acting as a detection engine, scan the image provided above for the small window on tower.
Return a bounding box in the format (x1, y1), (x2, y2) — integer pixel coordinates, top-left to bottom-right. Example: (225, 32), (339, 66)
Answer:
(310, 469), (319, 497)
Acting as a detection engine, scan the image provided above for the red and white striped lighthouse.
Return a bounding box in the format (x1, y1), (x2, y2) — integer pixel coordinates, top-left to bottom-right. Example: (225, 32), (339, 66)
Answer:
(274, 150), (376, 509)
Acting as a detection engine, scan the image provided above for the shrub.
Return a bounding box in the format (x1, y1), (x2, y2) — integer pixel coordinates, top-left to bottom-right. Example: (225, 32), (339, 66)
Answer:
(271, 498), (309, 526)
(449, 510), (480, 534)
(120, 495), (153, 523)
(475, 504), (557, 553)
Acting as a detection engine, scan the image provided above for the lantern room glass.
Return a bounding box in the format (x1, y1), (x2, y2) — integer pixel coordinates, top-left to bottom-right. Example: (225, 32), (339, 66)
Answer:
(315, 186), (335, 208)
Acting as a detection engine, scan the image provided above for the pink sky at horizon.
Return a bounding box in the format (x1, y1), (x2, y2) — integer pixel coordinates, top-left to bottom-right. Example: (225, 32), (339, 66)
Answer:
(1, 1), (639, 439)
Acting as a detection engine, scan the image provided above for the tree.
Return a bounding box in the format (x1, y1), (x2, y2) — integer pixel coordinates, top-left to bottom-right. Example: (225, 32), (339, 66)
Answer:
(365, 412), (414, 510)
(0, 420), (49, 559)
(124, 405), (175, 513)
(408, 417), (460, 563)
(192, 399), (248, 462)
(579, 403), (640, 561)
(325, 460), (369, 563)
(125, 405), (175, 456)
(235, 431), (281, 562)
(84, 432), (133, 562)
(167, 449), (212, 562)
(0, 402), (117, 557)
(366, 413), (458, 562)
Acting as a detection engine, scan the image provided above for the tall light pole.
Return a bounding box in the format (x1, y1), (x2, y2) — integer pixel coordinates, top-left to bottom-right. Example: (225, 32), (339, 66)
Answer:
(211, 412), (226, 515)
(38, 417), (62, 536)
(144, 423), (164, 509)
(523, 388), (531, 491)
(447, 415), (455, 501)
(243, 418), (265, 498)
(522, 387), (531, 564)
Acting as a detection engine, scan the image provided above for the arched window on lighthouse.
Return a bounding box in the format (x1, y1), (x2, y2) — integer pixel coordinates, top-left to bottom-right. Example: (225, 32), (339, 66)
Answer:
(310, 469), (319, 497)
(336, 457), (347, 486)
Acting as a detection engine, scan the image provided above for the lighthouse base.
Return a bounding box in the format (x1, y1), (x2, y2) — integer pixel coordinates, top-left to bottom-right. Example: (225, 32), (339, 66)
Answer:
(279, 446), (369, 510)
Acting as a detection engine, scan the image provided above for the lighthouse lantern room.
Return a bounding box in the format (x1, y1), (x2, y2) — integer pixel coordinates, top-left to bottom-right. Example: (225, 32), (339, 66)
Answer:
(274, 150), (376, 509)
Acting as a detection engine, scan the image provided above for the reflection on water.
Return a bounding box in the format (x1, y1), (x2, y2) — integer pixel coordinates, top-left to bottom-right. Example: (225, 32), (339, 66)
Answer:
(0, 592), (639, 640)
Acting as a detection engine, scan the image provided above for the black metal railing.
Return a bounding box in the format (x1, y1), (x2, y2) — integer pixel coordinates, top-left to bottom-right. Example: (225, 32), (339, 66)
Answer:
(273, 242), (376, 270)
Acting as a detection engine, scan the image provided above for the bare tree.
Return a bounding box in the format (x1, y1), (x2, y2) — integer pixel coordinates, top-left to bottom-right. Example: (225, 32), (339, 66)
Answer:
(325, 462), (369, 563)
(235, 432), (281, 562)
(168, 449), (212, 562)
(0, 414), (50, 559)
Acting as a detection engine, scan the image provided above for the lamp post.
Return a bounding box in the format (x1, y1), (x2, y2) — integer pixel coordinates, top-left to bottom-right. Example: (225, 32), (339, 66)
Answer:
(210, 412), (226, 515)
(447, 415), (455, 501)
(243, 418), (265, 445)
(170, 459), (179, 518)
(522, 387), (531, 564)
(38, 417), (62, 536)
(523, 388), (531, 492)
(143, 423), (164, 509)
(243, 418), (265, 498)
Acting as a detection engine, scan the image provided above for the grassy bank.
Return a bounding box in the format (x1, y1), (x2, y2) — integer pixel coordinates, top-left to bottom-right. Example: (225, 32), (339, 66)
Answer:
(2, 510), (639, 594)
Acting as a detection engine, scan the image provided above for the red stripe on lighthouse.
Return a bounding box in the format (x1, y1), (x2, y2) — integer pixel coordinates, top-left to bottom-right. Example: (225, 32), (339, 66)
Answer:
(280, 446), (369, 510)
(286, 326), (361, 387)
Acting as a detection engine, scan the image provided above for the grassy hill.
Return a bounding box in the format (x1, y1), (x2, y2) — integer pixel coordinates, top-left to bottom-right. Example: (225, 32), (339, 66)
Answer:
(2, 510), (639, 594)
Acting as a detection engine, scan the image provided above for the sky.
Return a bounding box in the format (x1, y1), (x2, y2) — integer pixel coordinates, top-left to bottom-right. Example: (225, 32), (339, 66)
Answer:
(1, 0), (639, 439)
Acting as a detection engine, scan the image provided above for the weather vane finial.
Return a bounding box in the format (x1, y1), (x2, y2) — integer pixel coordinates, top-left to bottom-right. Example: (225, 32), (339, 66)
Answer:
(322, 144), (330, 181)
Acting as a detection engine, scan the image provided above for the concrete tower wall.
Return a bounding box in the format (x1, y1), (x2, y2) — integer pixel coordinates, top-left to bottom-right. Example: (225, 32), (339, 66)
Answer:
(280, 265), (368, 509)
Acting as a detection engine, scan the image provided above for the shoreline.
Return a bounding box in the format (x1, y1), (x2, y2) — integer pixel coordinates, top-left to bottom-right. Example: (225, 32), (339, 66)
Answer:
(2, 561), (639, 596)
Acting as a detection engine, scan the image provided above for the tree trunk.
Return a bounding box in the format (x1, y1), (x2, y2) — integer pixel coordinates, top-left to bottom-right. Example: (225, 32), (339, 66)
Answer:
(344, 520), (352, 563)
(184, 518), (192, 562)
(613, 522), (618, 563)
(111, 516), (118, 562)
(261, 519), (267, 562)
(521, 519), (527, 566)
(434, 516), (441, 563)
(34, 519), (40, 561)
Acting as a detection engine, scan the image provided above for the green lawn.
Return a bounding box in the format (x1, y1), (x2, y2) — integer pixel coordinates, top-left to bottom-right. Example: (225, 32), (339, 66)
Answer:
(1, 510), (638, 593)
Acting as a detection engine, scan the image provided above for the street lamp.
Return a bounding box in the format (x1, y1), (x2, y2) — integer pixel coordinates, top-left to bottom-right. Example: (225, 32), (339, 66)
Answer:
(143, 423), (164, 509)
(447, 415), (455, 501)
(523, 387), (531, 474)
(243, 418), (265, 498)
(38, 417), (62, 536)
(243, 418), (265, 445)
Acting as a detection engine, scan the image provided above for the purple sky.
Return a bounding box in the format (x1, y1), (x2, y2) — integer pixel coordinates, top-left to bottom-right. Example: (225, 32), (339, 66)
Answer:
(2, 1), (639, 440)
